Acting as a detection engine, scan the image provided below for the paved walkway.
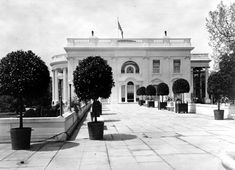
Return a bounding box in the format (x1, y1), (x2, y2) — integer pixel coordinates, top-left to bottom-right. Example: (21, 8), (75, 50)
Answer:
(1, 104), (235, 169)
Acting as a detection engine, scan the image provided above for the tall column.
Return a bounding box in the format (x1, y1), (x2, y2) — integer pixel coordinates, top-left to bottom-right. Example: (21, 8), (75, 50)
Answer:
(54, 69), (59, 104)
(190, 68), (194, 101)
(125, 84), (127, 103)
(52, 70), (55, 104)
(205, 68), (209, 102)
(134, 84), (136, 102)
(63, 68), (67, 104)
(119, 85), (122, 103)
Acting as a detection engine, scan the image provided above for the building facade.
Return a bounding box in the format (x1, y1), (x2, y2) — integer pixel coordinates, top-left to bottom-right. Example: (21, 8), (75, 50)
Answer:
(50, 34), (210, 105)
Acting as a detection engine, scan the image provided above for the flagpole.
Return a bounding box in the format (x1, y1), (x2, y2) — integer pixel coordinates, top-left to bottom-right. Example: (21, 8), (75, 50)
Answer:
(117, 17), (119, 39)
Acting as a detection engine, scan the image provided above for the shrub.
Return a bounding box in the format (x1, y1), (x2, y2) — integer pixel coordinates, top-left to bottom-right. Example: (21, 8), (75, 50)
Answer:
(146, 85), (156, 100)
(172, 79), (190, 94)
(157, 83), (169, 96)
(73, 56), (114, 122)
(136, 86), (146, 100)
(0, 50), (50, 128)
(207, 71), (230, 110)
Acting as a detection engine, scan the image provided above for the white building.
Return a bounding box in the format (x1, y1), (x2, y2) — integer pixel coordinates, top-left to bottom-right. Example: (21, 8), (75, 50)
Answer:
(50, 33), (210, 105)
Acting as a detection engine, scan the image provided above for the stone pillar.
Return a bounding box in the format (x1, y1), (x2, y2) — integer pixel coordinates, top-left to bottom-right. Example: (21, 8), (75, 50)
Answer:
(52, 70), (55, 104)
(63, 68), (67, 104)
(54, 69), (59, 104)
(125, 84), (127, 103)
(205, 68), (209, 103)
(119, 85), (122, 103)
(190, 68), (194, 101)
(134, 84), (136, 102)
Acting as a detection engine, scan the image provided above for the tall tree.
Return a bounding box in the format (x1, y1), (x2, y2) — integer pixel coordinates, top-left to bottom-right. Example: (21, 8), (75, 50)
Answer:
(206, 1), (235, 69)
(0, 50), (50, 128)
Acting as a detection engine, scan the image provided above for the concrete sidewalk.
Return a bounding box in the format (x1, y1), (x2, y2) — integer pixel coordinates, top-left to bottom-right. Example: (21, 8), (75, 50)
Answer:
(1, 104), (235, 169)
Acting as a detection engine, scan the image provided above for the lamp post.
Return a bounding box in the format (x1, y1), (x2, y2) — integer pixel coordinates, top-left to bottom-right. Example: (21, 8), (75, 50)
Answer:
(69, 83), (72, 111)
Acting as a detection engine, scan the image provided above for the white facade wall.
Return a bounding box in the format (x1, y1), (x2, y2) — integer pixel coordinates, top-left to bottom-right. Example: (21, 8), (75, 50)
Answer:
(51, 37), (209, 104)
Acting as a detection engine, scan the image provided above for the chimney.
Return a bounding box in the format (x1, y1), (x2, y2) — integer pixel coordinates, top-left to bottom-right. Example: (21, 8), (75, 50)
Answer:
(164, 31), (167, 37)
(91, 30), (94, 37)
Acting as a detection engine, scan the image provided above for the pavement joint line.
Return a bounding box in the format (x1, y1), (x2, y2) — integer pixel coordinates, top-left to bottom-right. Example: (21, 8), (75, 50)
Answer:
(138, 137), (175, 170)
(44, 142), (65, 170)
(77, 140), (89, 170)
(1, 150), (16, 161)
(175, 135), (218, 157)
(104, 141), (112, 170)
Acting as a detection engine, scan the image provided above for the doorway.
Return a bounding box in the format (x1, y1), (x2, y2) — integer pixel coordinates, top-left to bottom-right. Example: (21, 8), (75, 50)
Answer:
(127, 81), (134, 102)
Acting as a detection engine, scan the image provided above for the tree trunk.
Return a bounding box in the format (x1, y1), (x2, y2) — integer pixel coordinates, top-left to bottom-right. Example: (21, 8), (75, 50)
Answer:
(18, 97), (23, 129)
(218, 100), (220, 111)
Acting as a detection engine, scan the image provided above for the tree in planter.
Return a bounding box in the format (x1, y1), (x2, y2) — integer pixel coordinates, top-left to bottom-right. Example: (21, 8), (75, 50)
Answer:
(145, 85), (156, 107)
(207, 71), (230, 120)
(172, 79), (190, 113)
(73, 56), (114, 140)
(157, 83), (169, 109)
(136, 86), (146, 105)
(0, 50), (50, 149)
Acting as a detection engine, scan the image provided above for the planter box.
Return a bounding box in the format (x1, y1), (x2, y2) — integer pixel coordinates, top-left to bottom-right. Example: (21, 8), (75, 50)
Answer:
(147, 101), (155, 107)
(138, 100), (145, 106)
(175, 103), (188, 113)
(158, 102), (167, 110)
(0, 103), (91, 143)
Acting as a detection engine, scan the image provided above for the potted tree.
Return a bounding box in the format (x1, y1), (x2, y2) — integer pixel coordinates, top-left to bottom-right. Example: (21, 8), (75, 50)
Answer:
(157, 83), (169, 110)
(146, 85), (156, 107)
(207, 72), (229, 120)
(73, 56), (114, 140)
(136, 86), (146, 106)
(0, 50), (50, 150)
(172, 78), (190, 113)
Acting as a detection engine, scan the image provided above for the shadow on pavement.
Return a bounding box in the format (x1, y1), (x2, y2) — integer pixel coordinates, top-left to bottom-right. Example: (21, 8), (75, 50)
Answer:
(102, 112), (117, 115)
(30, 141), (79, 151)
(103, 119), (120, 123)
(103, 133), (137, 141)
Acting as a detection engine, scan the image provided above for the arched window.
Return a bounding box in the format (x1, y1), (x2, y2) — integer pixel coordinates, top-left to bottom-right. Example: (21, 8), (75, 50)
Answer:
(121, 61), (140, 74)
(126, 66), (134, 73)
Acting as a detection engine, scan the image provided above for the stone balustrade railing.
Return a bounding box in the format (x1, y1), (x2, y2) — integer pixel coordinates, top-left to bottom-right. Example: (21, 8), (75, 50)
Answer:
(66, 38), (191, 47)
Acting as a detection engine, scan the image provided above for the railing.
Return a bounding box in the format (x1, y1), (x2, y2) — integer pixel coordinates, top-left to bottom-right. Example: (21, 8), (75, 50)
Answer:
(66, 38), (191, 48)
(51, 54), (67, 62)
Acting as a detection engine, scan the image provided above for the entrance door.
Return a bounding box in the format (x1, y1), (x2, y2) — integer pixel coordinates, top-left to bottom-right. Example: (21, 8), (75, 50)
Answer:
(127, 81), (134, 102)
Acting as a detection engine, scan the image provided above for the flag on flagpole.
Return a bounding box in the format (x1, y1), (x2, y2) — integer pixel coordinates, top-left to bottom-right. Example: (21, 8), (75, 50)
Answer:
(118, 20), (123, 39)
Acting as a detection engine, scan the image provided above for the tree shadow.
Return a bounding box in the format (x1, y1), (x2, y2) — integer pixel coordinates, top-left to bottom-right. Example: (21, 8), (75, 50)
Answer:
(30, 141), (79, 151)
(102, 112), (117, 115)
(103, 133), (137, 141)
(103, 119), (120, 123)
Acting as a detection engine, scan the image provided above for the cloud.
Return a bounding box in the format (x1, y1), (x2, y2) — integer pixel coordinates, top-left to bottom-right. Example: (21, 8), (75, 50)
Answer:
(0, 0), (233, 66)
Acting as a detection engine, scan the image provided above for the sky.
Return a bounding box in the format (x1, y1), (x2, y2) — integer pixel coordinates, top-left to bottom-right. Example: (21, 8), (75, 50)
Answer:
(0, 0), (234, 67)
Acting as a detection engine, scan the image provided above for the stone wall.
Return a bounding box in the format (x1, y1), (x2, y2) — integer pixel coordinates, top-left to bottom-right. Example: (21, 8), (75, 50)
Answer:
(0, 104), (91, 143)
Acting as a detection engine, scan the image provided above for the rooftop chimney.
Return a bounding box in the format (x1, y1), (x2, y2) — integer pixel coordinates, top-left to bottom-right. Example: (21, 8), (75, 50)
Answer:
(164, 31), (167, 37)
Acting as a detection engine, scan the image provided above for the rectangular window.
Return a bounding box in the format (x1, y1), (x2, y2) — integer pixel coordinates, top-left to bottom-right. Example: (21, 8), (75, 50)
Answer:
(153, 60), (160, 73)
(173, 60), (181, 73)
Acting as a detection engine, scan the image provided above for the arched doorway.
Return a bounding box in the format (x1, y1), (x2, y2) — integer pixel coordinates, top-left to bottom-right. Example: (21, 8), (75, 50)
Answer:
(127, 81), (134, 102)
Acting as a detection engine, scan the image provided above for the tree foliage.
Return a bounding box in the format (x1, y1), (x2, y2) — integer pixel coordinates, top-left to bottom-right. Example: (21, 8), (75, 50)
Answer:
(218, 52), (235, 100)
(207, 71), (230, 103)
(172, 79), (190, 94)
(206, 1), (235, 69)
(73, 56), (115, 102)
(136, 86), (146, 96)
(0, 50), (50, 127)
(0, 50), (50, 99)
(157, 83), (169, 96)
(146, 85), (156, 96)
